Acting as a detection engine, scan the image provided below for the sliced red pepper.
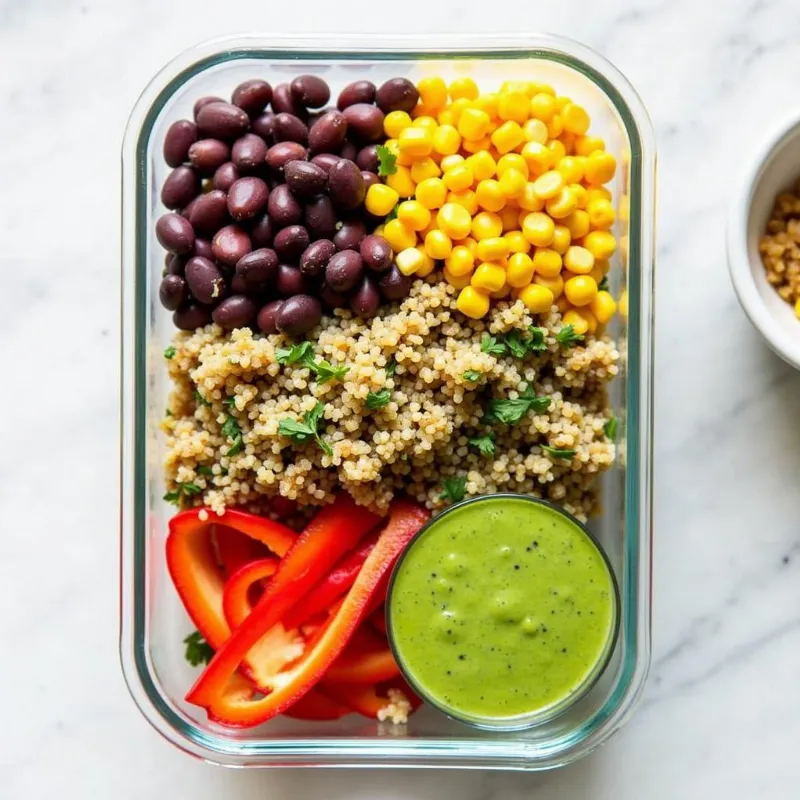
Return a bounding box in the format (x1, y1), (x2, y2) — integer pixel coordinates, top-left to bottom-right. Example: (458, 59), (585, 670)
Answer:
(282, 688), (350, 721)
(186, 498), (429, 727)
(368, 605), (387, 635)
(282, 533), (379, 630)
(222, 558), (279, 629)
(322, 677), (422, 720)
(325, 644), (400, 684)
(213, 524), (274, 577)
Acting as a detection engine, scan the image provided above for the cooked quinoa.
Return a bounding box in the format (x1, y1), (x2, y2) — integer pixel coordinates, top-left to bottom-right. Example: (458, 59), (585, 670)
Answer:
(162, 279), (618, 520)
(759, 186), (800, 310)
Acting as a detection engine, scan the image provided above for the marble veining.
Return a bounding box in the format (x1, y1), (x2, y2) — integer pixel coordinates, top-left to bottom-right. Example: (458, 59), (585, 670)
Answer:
(3, 0), (800, 797)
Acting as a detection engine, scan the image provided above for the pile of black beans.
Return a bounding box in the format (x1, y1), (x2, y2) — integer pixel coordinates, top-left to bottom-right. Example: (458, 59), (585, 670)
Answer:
(156, 74), (421, 336)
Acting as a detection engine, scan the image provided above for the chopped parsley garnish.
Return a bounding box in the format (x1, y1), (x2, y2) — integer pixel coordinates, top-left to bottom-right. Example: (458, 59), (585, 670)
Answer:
(193, 389), (211, 406)
(163, 481), (203, 506)
(541, 445), (576, 459)
(503, 329), (528, 358)
(366, 389), (391, 410)
(278, 402), (332, 456)
(277, 342), (348, 384)
(598, 275), (609, 292)
(165, 409), (173, 417)
(196, 465), (214, 476)
(555, 324), (584, 347)
(276, 341), (314, 366)
(314, 359), (350, 385)
(527, 326), (547, 352)
(385, 356), (397, 377)
(485, 384), (551, 425)
(462, 370), (482, 382)
(163, 346), (176, 359)
(223, 396), (237, 409)
(439, 475), (467, 503)
(480, 334), (507, 356)
(376, 144), (398, 177)
(604, 416), (618, 440)
(469, 434), (496, 457)
(183, 631), (214, 667)
(385, 204), (399, 222)
(221, 415), (244, 457)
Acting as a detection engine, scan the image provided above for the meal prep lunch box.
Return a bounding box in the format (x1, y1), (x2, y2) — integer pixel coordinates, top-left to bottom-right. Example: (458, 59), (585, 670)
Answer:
(120, 32), (655, 770)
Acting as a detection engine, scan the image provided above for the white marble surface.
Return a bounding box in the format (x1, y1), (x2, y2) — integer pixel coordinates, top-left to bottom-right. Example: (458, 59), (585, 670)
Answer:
(3, 0), (800, 797)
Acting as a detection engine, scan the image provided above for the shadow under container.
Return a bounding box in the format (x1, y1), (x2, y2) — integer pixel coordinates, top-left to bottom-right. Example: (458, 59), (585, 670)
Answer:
(120, 33), (656, 770)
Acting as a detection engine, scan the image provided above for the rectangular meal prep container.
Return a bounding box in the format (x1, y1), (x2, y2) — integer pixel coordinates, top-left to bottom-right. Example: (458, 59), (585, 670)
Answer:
(120, 33), (655, 770)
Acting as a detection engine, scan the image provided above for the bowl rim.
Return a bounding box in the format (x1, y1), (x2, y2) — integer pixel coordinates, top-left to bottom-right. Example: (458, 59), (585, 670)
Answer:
(727, 114), (800, 368)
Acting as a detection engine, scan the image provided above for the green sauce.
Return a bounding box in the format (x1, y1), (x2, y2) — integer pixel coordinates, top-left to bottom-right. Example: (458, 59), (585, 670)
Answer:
(388, 496), (617, 724)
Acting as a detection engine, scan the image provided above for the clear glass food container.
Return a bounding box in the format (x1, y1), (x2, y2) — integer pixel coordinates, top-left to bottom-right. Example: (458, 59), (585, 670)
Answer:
(120, 33), (655, 770)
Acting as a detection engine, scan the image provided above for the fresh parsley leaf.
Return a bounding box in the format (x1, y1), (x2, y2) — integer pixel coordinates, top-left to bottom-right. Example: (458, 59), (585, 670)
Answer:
(598, 275), (609, 292)
(376, 144), (398, 177)
(385, 204), (399, 222)
(462, 370), (482, 382)
(439, 475), (467, 504)
(193, 389), (211, 406)
(604, 416), (617, 440)
(163, 489), (182, 505)
(385, 356), (397, 377)
(163, 481), (204, 506)
(278, 402), (332, 456)
(221, 415), (244, 456)
(527, 326), (547, 352)
(276, 341), (314, 366)
(165, 409), (173, 417)
(366, 389), (391, 410)
(504, 329), (528, 358)
(485, 384), (551, 425)
(181, 482), (203, 496)
(314, 359), (350, 385)
(163, 346), (176, 359)
(469, 434), (496, 457)
(184, 630), (214, 667)
(541, 445), (576, 460)
(480, 334), (507, 356)
(196, 465), (214, 476)
(555, 324), (584, 347)
(223, 396), (237, 408)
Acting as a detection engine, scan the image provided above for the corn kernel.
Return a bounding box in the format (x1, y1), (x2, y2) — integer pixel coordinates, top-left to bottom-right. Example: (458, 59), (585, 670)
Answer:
(443, 164), (474, 193)
(547, 139), (567, 162)
(461, 135), (492, 154)
(560, 102), (590, 135)
(496, 153), (529, 179)
(443, 267), (472, 289)
(519, 283), (555, 313)
(556, 295), (572, 314)
(491, 284), (512, 299)
(497, 91), (529, 125)
(587, 198), (615, 229)
(396, 200), (432, 232)
(491, 120), (525, 154)
(522, 118), (548, 146)
(412, 115), (438, 132)
(386, 165), (416, 198)
(551, 225), (571, 255)
(424, 229), (453, 259)
(440, 154), (465, 172)
(498, 167), (526, 199)
(384, 110), (413, 139)
(584, 151), (617, 184)
(398, 126), (434, 158)
(532, 170), (564, 200)
(576, 307), (598, 334)
(556, 156), (584, 184)
(465, 151), (496, 182)
(522, 211), (555, 247)
(546, 114), (564, 139)
(504, 230), (529, 254)
(435, 202), (472, 240)
(443, 190), (476, 217)
(501, 80), (536, 96)
(410, 157), (441, 184)
(383, 219), (417, 252)
(562, 210), (590, 240)
(586, 187), (612, 206)
(564, 245), (595, 274)
(395, 246), (425, 276)
(419, 216), (440, 239)
(564, 274), (598, 306)
(569, 183), (588, 209)
(365, 184), (400, 217)
(518, 182), (545, 212)
(562, 309), (589, 336)
(457, 285), (491, 318)
(445, 245), (476, 276)
(532, 247), (563, 278)
(437, 108), (457, 127)
(559, 131), (577, 155)
(471, 211), (503, 240)
(499, 205), (520, 232)
(432, 124), (461, 157)
(416, 248), (437, 277)
(546, 187), (578, 219)
(530, 92), (556, 122)
(476, 236), (510, 262)
(418, 76), (448, 110)
(457, 236), (479, 255)
(475, 179), (506, 212)
(506, 252), (535, 287)
(575, 135), (605, 156)
(591, 290), (617, 324)
(415, 177), (448, 209)
(533, 272), (564, 299)
(412, 104), (437, 119)
(471, 262), (506, 293)
(449, 77), (479, 102)
(457, 107), (491, 142)
(583, 230), (617, 260)
(472, 92), (499, 118)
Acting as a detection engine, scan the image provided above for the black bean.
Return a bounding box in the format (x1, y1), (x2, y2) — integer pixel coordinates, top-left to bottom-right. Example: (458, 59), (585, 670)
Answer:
(376, 78), (419, 113)
(337, 80), (376, 110)
(333, 219), (366, 251)
(231, 79), (273, 118)
(187, 189), (229, 237)
(193, 238), (214, 260)
(161, 166), (199, 210)
(325, 249), (363, 292)
(186, 256), (227, 305)
(163, 120), (198, 167)
(274, 224), (310, 263)
(196, 101), (250, 140)
(256, 299), (284, 334)
(303, 195), (337, 239)
(272, 112), (309, 145)
(338, 141), (357, 162)
(193, 96), (224, 120)
(174, 303), (212, 330)
(284, 160), (327, 197)
(227, 177), (269, 221)
(156, 213), (195, 255)
(299, 239), (336, 277)
(165, 254), (186, 276)
(235, 248), (278, 293)
(361, 170), (379, 190)
(320, 283), (348, 308)
(342, 104), (384, 142)
(350, 275), (381, 318)
(308, 110), (347, 154)
(276, 264), (307, 296)
(276, 294), (322, 335)
(159, 274), (189, 310)
(379, 264), (413, 300)
(266, 141), (307, 171)
(212, 162), (239, 192)
(251, 111), (275, 140)
(212, 224), (252, 266)
(328, 159), (366, 210)
(231, 133), (268, 173)
(360, 234), (393, 273)
(290, 75), (331, 109)
(213, 295), (258, 329)
(267, 184), (302, 227)
(249, 213), (275, 248)
(188, 139), (231, 174)
(271, 83), (306, 117)
(310, 153), (341, 175)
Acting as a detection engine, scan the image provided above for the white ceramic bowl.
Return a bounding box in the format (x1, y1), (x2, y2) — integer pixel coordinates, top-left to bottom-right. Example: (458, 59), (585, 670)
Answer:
(728, 117), (800, 368)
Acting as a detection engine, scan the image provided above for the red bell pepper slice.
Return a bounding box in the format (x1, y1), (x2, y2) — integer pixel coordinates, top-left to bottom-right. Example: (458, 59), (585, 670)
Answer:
(165, 508), (295, 651)
(325, 644), (400, 684)
(282, 533), (379, 630)
(186, 498), (429, 727)
(222, 558), (279, 629)
(322, 677), (422, 720)
(282, 688), (351, 721)
(368, 605), (387, 635)
(213, 524), (274, 577)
